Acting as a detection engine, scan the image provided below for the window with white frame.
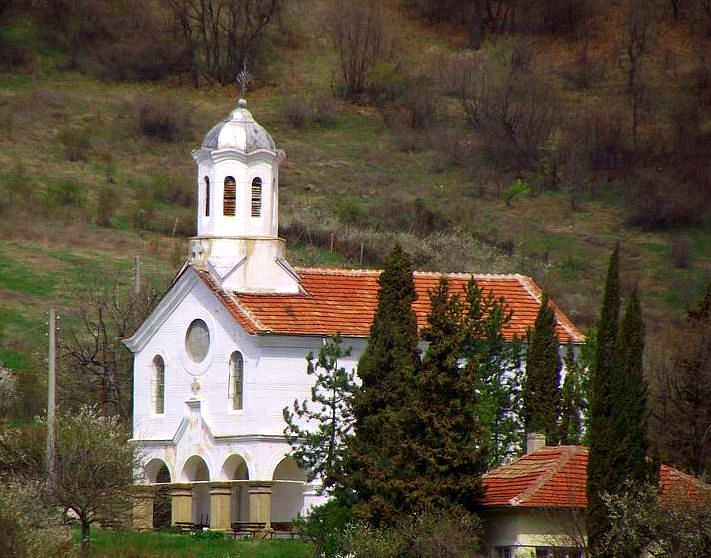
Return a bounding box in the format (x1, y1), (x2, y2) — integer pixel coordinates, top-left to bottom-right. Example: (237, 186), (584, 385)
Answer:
(229, 351), (244, 410)
(152, 355), (165, 414)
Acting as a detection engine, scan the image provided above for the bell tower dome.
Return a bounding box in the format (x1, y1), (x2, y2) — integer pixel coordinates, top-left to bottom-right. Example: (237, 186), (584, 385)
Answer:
(189, 99), (299, 294)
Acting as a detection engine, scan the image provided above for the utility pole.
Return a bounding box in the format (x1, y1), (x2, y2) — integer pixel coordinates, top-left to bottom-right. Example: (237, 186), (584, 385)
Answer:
(47, 308), (56, 488)
(134, 255), (141, 296)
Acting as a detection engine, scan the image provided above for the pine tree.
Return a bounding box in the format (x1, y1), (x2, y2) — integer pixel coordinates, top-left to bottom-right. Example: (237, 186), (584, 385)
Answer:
(404, 278), (488, 513)
(587, 244), (621, 555)
(283, 335), (356, 494)
(523, 292), (562, 444)
(463, 278), (523, 467)
(346, 244), (421, 524)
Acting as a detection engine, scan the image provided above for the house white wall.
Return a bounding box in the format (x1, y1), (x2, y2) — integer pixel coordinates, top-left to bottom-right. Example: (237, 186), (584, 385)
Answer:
(483, 509), (586, 557)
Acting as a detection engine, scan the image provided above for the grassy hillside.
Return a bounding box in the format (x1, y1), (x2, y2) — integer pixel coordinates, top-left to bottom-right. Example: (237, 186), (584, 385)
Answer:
(0, 0), (709, 379)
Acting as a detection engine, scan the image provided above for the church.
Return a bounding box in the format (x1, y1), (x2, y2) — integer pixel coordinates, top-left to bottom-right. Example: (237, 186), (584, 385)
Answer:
(125, 98), (584, 532)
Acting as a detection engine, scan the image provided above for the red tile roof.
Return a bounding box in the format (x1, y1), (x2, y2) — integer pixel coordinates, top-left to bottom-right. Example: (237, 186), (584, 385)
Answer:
(482, 446), (710, 509)
(195, 267), (584, 343)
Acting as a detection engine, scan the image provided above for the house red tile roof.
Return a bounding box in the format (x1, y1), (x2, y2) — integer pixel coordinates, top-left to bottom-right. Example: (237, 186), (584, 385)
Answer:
(481, 446), (710, 509)
(195, 267), (584, 343)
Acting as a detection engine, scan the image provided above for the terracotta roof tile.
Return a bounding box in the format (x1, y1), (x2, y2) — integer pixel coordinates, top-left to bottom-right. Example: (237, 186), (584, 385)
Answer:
(198, 266), (585, 342)
(482, 446), (710, 509)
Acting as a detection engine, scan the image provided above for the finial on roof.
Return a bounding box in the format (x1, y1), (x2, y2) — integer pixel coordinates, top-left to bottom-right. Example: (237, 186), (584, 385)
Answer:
(238, 98), (247, 109)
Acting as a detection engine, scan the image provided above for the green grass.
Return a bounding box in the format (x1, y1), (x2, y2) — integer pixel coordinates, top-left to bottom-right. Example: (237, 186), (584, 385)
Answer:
(80, 529), (313, 558)
(0, 257), (56, 297)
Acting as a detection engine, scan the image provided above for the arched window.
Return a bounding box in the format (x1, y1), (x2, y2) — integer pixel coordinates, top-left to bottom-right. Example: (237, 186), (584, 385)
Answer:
(224, 176), (236, 216)
(204, 177), (210, 217)
(152, 355), (165, 414)
(229, 351), (244, 410)
(251, 177), (262, 217)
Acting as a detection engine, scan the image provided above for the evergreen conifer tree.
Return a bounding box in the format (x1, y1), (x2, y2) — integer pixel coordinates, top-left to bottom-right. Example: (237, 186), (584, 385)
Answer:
(283, 335), (356, 494)
(404, 278), (488, 512)
(587, 244), (621, 555)
(463, 278), (523, 467)
(346, 244), (421, 524)
(558, 346), (586, 445)
(523, 293), (562, 443)
(613, 288), (650, 484)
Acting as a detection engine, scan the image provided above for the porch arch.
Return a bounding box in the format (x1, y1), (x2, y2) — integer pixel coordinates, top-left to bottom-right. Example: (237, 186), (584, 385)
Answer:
(144, 458), (171, 484)
(222, 454), (250, 521)
(182, 455), (210, 526)
(271, 456), (307, 522)
(145, 459), (172, 529)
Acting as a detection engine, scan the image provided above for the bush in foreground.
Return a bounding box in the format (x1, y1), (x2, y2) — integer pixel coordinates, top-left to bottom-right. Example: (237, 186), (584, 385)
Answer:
(0, 482), (75, 558)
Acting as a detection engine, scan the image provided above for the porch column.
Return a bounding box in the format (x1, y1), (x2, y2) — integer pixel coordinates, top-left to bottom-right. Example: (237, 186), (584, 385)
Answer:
(169, 483), (193, 525)
(210, 482), (233, 531)
(132, 485), (156, 531)
(248, 482), (272, 526)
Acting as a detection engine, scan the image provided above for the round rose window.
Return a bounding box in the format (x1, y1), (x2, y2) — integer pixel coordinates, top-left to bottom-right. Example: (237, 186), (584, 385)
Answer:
(185, 319), (210, 362)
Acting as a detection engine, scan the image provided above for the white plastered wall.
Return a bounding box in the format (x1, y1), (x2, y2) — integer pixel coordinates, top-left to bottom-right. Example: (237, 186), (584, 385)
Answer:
(131, 274), (363, 518)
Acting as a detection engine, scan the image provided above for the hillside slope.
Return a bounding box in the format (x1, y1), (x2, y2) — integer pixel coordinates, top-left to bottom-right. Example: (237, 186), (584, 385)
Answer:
(0, 0), (709, 375)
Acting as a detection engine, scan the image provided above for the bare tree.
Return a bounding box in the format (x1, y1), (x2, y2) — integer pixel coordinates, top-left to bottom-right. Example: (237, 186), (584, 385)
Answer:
(165, 0), (282, 86)
(62, 276), (162, 421)
(623, 0), (652, 150)
(445, 43), (559, 169)
(650, 285), (711, 479)
(330, 0), (386, 99)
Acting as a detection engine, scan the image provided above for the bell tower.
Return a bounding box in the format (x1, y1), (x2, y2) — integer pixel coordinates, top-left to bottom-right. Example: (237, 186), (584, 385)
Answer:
(189, 99), (300, 294)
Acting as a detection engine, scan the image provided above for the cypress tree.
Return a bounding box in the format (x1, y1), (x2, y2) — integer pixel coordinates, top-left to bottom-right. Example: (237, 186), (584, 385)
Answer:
(613, 288), (649, 484)
(405, 278), (488, 513)
(587, 244), (620, 555)
(523, 293), (562, 444)
(346, 244), (421, 524)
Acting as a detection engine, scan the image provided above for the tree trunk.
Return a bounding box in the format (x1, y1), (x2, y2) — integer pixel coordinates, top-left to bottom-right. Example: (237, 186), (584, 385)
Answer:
(80, 520), (91, 555)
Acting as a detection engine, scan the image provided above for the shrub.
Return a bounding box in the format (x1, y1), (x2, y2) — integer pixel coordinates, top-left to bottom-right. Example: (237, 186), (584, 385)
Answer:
(96, 187), (119, 227)
(312, 95), (341, 126)
(44, 180), (86, 209)
(333, 196), (371, 228)
(625, 179), (706, 230)
(282, 96), (311, 128)
(58, 126), (92, 162)
(560, 42), (606, 90)
(366, 61), (407, 105)
(136, 97), (192, 142)
(504, 179), (531, 206)
(670, 238), (692, 268)
(282, 96), (342, 128)
(0, 482), (74, 558)
(575, 107), (627, 171)
(295, 499), (354, 558)
(95, 33), (187, 82)
(149, 175), (193, 208)
(0, 40), (36, 73)
(348, 509), (485, 558)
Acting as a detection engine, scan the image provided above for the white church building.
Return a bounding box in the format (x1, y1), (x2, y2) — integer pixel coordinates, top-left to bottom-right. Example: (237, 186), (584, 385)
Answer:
(125, 99), (584, 532)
